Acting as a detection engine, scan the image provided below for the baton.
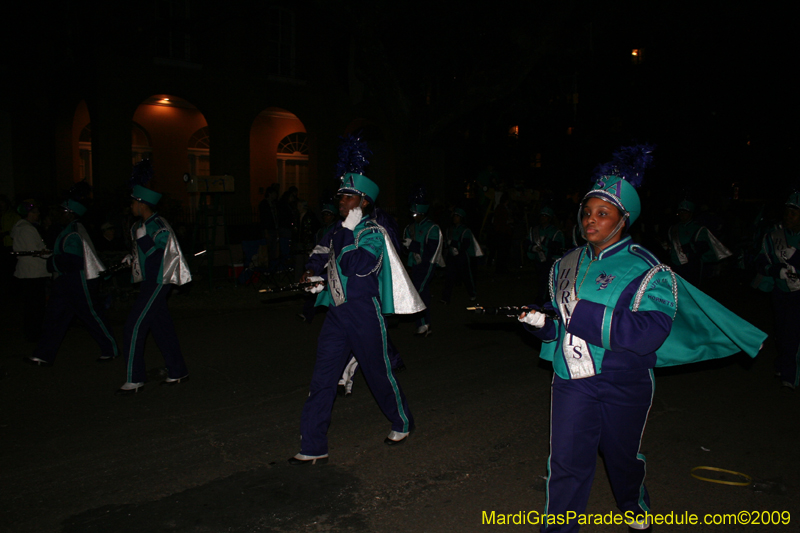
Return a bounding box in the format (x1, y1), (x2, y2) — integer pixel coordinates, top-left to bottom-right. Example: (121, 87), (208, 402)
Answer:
(467, 305), (558, 320)
(259, 280), (327, 294)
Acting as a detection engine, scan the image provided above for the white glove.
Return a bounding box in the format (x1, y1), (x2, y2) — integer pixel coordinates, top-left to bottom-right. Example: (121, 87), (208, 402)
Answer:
(450, 247), (459, 256)
(782, 247), (796, 261)
(779, 268), (791, 280)
(403, 238), (412, 248)
(342, 206), (362, 230)
(518, 310), (546, 328)
(121, 254), (133, 265)
(413, 253), (421, 264)
(305, 276), (324, 293)
(135, 224), (147, 240)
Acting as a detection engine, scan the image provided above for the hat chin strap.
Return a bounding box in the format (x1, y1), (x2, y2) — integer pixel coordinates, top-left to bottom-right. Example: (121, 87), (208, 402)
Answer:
(579, 213), (629, 246)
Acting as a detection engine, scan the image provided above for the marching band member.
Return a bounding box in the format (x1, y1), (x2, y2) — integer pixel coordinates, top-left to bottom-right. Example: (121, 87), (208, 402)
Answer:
(118, 167), (191, 395)
(290, 172), (423, 465)
(519, 146), (765, 533)
(403, 187), (443, 337)
(756, 190), (800, 389)
(27, 195), (118, 366)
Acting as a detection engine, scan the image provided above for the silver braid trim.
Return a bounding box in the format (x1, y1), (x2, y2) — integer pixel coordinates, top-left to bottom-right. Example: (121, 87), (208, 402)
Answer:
(632, 263), (678, 316)
(548, 260), (558, 303)
(354, 226), (383, 277)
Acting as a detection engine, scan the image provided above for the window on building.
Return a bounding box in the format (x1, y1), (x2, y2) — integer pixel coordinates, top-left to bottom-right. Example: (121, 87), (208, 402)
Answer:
(155, 0), (193, 62)
(277, 132), (309, 199)
(631, 48), (643, 65)
(132, 123), (153, 165)
(267, 7), (296, 77)
(79, 124), (92, 185)
(188, 126), (210, 176)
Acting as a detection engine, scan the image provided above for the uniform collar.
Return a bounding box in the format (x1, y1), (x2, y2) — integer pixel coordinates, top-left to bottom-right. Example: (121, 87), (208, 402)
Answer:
(586, 235), (632, 260)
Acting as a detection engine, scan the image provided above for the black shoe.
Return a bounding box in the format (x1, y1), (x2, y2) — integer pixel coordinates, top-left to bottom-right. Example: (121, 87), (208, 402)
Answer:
(288, 454), (329, 465)
(24, 356), (52, 367)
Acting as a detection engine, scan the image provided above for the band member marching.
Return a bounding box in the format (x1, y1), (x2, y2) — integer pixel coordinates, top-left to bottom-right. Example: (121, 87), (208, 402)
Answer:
(441, 207), (482, 304)
(403, 186), (444, 337)
(526, 206), (565, 303)
(26, 192), (119, 366)
(518, 145), (765, 533)
(118, 162), (191, 394)
(665, 199), (731, 286)
(756, 190), (800, 389)
(289, 171), (424, 464)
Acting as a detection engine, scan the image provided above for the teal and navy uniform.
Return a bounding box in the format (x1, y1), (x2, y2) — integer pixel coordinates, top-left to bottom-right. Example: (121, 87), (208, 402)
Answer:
(441, 222), (477, 302)
(667, 220), (709, 284)
(123, 213), (188, 383)
(299, 215), (414, 456)
(528, 238), (674, 531)
(33, 221), (117, 362)
(527, 223), (565, 303)
(300, 220), (339, 322)
(404, 217), (441, 329)
(526, 237), (765, 533)
(756, 223), (800, 388)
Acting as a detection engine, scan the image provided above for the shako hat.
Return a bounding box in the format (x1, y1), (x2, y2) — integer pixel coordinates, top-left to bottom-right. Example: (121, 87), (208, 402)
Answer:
(338, 172), (379, 203)
(61, 199), (87, 216)
(582, 144), (655, 226)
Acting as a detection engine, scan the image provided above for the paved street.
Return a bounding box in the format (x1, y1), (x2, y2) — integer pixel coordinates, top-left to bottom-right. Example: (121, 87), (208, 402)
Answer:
(1, 267), (797, 532)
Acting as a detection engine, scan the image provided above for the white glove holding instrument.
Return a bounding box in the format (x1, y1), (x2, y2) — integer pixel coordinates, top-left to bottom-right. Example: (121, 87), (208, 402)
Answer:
(403, 238), (412, 248)
(518, 310), (546, 328)
(342, 206), (362, 230)
(304, 276), (325, 294)
(121, 254), (133, 265)
(135, 224), (147, 240)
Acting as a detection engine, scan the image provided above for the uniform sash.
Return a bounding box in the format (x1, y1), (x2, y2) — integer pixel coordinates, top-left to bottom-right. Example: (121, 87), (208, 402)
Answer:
(554, 249), (596, 379)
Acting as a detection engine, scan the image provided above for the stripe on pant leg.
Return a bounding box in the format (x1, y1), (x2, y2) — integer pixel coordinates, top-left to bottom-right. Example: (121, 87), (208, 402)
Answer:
(372, 297), (410, 432)
(635, 369), (656, 514)
(127, 284), (164, 382)
(81, 273), (118, 357)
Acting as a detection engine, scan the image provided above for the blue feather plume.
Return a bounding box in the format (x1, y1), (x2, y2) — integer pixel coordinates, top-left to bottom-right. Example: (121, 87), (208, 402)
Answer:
(335, 134), (372, 178)
(130, 159), (154, 189)
(592, 144), (655, 189)
(408, 184), (428, 206)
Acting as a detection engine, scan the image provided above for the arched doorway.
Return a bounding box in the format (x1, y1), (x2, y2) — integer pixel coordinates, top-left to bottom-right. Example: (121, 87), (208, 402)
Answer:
(132, 94), (208, 213)
(249, 108), (307, 212)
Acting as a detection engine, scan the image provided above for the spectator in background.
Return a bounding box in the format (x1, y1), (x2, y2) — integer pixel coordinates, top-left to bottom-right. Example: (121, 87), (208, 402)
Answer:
(11, 200), (50, 342)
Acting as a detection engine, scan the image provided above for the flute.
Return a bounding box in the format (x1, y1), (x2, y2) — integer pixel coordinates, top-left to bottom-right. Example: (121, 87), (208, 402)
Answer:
(466, 305), (559, 320)
(10, 250), (51, 257)
(259, 280), (327, 294)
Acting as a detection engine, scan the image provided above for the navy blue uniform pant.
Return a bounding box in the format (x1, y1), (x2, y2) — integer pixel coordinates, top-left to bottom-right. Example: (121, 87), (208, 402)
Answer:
(543, 369), (653, 533)
(299, 297), (413, 456)
(442, 254), (475, 302)
(123, 281), (187, 383)
(33, 274), (117, 362)
(772, 289), (800, 388)
(411, 263), (435, 328)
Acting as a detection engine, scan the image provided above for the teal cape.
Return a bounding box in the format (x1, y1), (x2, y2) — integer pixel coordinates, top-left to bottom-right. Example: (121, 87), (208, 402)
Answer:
(654, 275), (765, 367)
